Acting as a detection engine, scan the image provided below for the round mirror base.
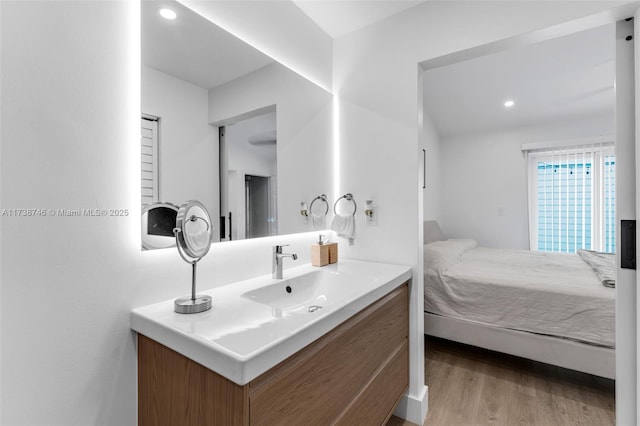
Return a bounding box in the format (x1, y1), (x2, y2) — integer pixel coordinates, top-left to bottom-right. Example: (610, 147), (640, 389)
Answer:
(174, 295), (212, 314)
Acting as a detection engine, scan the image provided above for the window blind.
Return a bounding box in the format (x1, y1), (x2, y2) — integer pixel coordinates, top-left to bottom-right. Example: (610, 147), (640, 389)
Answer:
(141, 116), (159, 208)
(525, 142), (615, 253)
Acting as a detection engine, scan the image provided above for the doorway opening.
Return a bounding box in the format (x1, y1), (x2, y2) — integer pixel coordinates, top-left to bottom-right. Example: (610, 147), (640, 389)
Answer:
(420, 15), (635, 424)
(219, 106), (277, 241)
(244, 174), (276, 239)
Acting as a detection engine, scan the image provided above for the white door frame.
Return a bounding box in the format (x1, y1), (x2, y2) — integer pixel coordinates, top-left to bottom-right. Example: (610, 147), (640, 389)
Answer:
(615, 13), (638, 426)
(636, 9), (640, 423)
(634, 8), (640, 425)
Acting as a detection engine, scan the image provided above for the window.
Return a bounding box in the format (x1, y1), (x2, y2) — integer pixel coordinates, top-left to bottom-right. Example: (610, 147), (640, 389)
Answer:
(527, 144), (615, 253)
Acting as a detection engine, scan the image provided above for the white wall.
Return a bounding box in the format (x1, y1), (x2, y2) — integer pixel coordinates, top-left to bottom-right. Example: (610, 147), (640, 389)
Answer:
(0, 2), (327, 425)
(440, 129), (530, 249)
(440, 113), (614, 249)
(333, 1), (632, 422)
(209, 62), (334, 237)
(142, 66), (219, 235)
(422, 111), (442, 222)
(226, 113), (277, 176)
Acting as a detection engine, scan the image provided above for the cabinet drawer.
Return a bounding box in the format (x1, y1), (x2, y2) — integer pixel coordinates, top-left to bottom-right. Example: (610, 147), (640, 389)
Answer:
(249, 284), (408, 425)
(335, 340), (408, 425)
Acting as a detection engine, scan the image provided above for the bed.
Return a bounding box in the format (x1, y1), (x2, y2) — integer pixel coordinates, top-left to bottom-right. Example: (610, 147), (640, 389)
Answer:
(423, 221), (616, 379)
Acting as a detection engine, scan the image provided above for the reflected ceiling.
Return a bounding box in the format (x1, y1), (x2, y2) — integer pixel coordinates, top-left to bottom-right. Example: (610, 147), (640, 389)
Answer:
(142, 0), (273, 89)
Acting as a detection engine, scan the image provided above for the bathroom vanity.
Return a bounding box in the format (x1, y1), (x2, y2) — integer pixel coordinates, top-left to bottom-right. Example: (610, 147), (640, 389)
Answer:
(131, 260), (411, 425)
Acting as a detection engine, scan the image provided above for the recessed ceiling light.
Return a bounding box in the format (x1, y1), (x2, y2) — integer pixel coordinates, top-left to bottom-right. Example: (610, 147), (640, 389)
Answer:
(504, 100), (515, 108)
(159, 8), (177, 20)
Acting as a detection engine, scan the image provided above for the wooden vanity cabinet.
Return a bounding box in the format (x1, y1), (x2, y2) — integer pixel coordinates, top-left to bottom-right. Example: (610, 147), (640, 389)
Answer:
(138, 282), (409, 426)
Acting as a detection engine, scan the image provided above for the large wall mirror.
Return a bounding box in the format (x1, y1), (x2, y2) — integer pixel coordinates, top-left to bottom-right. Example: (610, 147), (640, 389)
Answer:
(141, 0), (333, 248)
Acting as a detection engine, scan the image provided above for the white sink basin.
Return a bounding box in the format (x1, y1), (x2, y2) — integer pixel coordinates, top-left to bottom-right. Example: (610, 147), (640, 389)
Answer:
(131, 259), (411, 385)
(241, 269), (357, 315)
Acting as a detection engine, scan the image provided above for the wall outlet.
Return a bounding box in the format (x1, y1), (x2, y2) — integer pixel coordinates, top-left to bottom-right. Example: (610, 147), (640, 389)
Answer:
(497, 207), (505, 217)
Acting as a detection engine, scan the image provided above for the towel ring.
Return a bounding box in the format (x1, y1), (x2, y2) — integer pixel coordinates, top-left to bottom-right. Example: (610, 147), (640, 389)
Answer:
(333, 193), (357, 216)
(309, 194), (329, 216)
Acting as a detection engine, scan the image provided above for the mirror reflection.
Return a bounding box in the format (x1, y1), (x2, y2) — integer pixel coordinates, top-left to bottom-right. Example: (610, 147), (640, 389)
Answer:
(220, 109), (277, 240)
(141, 0), (333, 248)
(141, 202), (178, 250)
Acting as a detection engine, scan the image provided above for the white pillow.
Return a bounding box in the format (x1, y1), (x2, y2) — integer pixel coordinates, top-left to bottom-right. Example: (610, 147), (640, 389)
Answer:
(424, 220), (445, 245)
(424, 238), (478, 270)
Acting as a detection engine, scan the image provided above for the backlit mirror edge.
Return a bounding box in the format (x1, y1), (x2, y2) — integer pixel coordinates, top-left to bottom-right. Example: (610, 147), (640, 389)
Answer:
(141, 0), (335, 251)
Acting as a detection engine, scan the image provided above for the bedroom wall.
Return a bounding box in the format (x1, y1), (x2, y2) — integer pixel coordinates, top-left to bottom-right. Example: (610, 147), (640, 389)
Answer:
(440, 113), (614, 249)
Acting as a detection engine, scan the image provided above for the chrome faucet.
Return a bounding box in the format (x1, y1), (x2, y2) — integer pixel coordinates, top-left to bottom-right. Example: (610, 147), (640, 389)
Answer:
(273, 244), (298, 279)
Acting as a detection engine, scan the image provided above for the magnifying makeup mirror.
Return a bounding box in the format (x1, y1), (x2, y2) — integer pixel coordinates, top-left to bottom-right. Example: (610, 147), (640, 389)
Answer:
(173, 200), (214, 314)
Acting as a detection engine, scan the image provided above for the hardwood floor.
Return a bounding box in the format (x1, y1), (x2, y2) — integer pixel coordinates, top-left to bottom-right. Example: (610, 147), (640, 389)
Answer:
(387, 336), (615, 426)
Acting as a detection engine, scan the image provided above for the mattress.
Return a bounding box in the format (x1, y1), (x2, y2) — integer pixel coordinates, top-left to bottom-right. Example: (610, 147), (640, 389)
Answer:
(424, 239), (615, 348)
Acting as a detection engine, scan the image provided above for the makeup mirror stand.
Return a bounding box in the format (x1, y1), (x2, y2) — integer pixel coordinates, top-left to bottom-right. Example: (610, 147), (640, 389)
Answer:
(173, 200), (214, 314)
(173, 229), (212, 314)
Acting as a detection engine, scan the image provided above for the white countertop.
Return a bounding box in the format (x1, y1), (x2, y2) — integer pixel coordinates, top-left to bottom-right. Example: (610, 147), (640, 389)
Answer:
(130, 259), (412, 385)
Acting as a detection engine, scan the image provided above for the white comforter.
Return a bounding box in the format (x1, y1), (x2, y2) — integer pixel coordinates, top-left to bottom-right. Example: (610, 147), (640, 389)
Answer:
(424, 239), (615, 348)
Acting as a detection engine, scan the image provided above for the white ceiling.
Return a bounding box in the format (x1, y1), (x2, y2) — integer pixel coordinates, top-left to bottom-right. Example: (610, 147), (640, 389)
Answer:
(423, 23), (615, 138)
(292, 0), (428, 38)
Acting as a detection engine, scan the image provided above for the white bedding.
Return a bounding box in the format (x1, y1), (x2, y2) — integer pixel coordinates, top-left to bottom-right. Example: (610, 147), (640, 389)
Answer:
(424, 239), (615, 348)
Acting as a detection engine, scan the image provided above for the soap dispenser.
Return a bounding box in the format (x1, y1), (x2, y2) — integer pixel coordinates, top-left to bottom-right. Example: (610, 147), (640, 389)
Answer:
(311, 234), (329, 267)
